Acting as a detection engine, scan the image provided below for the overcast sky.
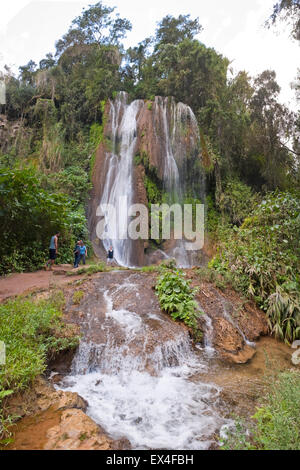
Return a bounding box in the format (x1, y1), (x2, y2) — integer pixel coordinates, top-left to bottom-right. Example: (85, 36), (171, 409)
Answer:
(0, 0), (299, 108)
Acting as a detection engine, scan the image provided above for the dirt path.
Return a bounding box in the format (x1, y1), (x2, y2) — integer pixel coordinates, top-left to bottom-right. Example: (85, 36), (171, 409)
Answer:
(0, 265), (83, 302)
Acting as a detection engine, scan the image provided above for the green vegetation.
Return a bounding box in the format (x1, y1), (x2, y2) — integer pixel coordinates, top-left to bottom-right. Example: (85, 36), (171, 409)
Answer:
(67, 262), (107, 276)
(0, 1), (299, 278)
(72, 290), (85, 304)
(156, 269), (203, 341)
(208, 192), (300, 343)
(0, 0), (298, 451)
(0, 294), (78, 392)
(220, 370), (300, 450)
(0, 294), (79, 442)
(0, 167), (89, 274)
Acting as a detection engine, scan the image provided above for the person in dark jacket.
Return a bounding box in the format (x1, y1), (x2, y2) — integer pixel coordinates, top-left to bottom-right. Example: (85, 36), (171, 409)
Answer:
(73, 240), (81, 268)
(107, 246), (114, 264)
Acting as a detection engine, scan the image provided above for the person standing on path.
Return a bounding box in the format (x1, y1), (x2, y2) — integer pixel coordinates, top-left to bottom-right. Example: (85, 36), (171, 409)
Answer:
(79, 241), (87, 265)
(73, 240), (81, 268)
(45, 232), (60, 270)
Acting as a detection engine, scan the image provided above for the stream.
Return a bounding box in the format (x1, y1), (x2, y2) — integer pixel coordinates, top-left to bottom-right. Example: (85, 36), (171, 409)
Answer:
(58, 273), (230, 450)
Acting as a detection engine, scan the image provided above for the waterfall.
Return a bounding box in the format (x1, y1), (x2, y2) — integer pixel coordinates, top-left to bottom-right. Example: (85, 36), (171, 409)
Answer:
(99, 93), (143, 267)
(94, 92), (203, 268)
(58, 274), (228, 450)
(220, 298), (256, 348)
(156, 97), (201, 268)
(158, 97), (180, 197)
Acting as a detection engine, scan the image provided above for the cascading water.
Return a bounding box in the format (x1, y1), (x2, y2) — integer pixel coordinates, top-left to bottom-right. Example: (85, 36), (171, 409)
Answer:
(99, 93), (144, 267)
(220, 297), (256, 348)
(159, 97), (180, 197)
(58, 273), (229, 450)
(93, 92), (204, 268)
(155, 97), (202, 268)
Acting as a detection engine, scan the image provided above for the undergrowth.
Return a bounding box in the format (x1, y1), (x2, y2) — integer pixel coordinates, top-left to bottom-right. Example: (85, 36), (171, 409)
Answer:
(220, 370), (300, 450)
(67, 262), (107, 276)
(155, 268), (203, 342)
(0, 292), (79, 444)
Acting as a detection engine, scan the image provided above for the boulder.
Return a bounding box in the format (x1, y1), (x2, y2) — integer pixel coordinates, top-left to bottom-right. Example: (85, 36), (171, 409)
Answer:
(44, 409), (113, 450)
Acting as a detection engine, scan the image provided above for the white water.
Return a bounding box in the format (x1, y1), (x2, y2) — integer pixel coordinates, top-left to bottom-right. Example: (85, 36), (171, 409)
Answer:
(97, 93), (202, 268)
(99, 93), (143, 267)
(59, 281), (228, 450)
(157, 97), (202, 268)
(158, 97), (180, 193)
(220, 298), (256, 348)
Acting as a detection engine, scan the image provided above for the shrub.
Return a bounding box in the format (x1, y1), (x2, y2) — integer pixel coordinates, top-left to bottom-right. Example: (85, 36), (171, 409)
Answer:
(221, 178), (259, 226)
(0, 167), (89, 274)
(155, 269), (203, 341)
(209, 191), (300, 343)
(220, 370), (300, 450)
(0, 296), (79, 393)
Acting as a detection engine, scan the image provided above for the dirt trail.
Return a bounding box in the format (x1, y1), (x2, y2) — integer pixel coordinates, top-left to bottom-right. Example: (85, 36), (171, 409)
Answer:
(0, 265), (83, 302)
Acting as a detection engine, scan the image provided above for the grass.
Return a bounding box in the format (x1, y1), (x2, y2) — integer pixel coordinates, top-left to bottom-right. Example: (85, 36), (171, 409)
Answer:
(0, 292), (80, 443)
(72, 290), (84, 305)
(220, 370), (300, 450)
(66, 262), (107, 276)
(140, 259), (178, 273)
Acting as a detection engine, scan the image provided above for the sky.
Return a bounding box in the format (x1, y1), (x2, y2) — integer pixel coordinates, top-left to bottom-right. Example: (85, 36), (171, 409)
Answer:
(0, 0), (299, 108)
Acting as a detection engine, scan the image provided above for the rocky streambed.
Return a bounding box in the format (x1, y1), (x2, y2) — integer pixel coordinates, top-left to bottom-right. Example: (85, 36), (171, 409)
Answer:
(4, 270), (295, 450)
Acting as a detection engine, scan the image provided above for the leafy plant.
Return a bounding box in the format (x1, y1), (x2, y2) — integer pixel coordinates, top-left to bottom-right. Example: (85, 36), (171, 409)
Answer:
(220, 370), (300, 450)
(0, 295), (79, 444)
(155, 269), (203, 341)
(209, 191), (300, 343)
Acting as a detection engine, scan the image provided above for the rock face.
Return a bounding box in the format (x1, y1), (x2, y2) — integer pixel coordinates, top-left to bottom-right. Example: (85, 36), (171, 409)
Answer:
(5, 376), (121, 451)
(88, 93), (203, 267)
(0, 114), (23, 153)
(195, 280), (269, 364)
(6, 376), (87, 419)
(44, 409), (113, 450)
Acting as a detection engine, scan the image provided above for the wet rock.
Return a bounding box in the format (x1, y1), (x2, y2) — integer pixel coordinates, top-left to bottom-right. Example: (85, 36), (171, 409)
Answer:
(34, 380), (87, 413)
(48, 346), (78, 375)
(195, 281), (268, 363)
(222, 344), (256, 364)
(56, 392), (88, 412)
(7, 377), (87, 418)
(44, 409), (113, 450)
(49, 373), (64, 385)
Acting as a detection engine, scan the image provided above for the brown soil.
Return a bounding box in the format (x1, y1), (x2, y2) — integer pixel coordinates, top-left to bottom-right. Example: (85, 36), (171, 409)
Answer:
(0, 265), (90, 302)
(5, 407), (62, 450)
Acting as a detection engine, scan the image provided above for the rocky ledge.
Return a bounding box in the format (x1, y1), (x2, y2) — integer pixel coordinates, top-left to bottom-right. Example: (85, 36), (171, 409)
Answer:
(5, 377), (130, 450)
